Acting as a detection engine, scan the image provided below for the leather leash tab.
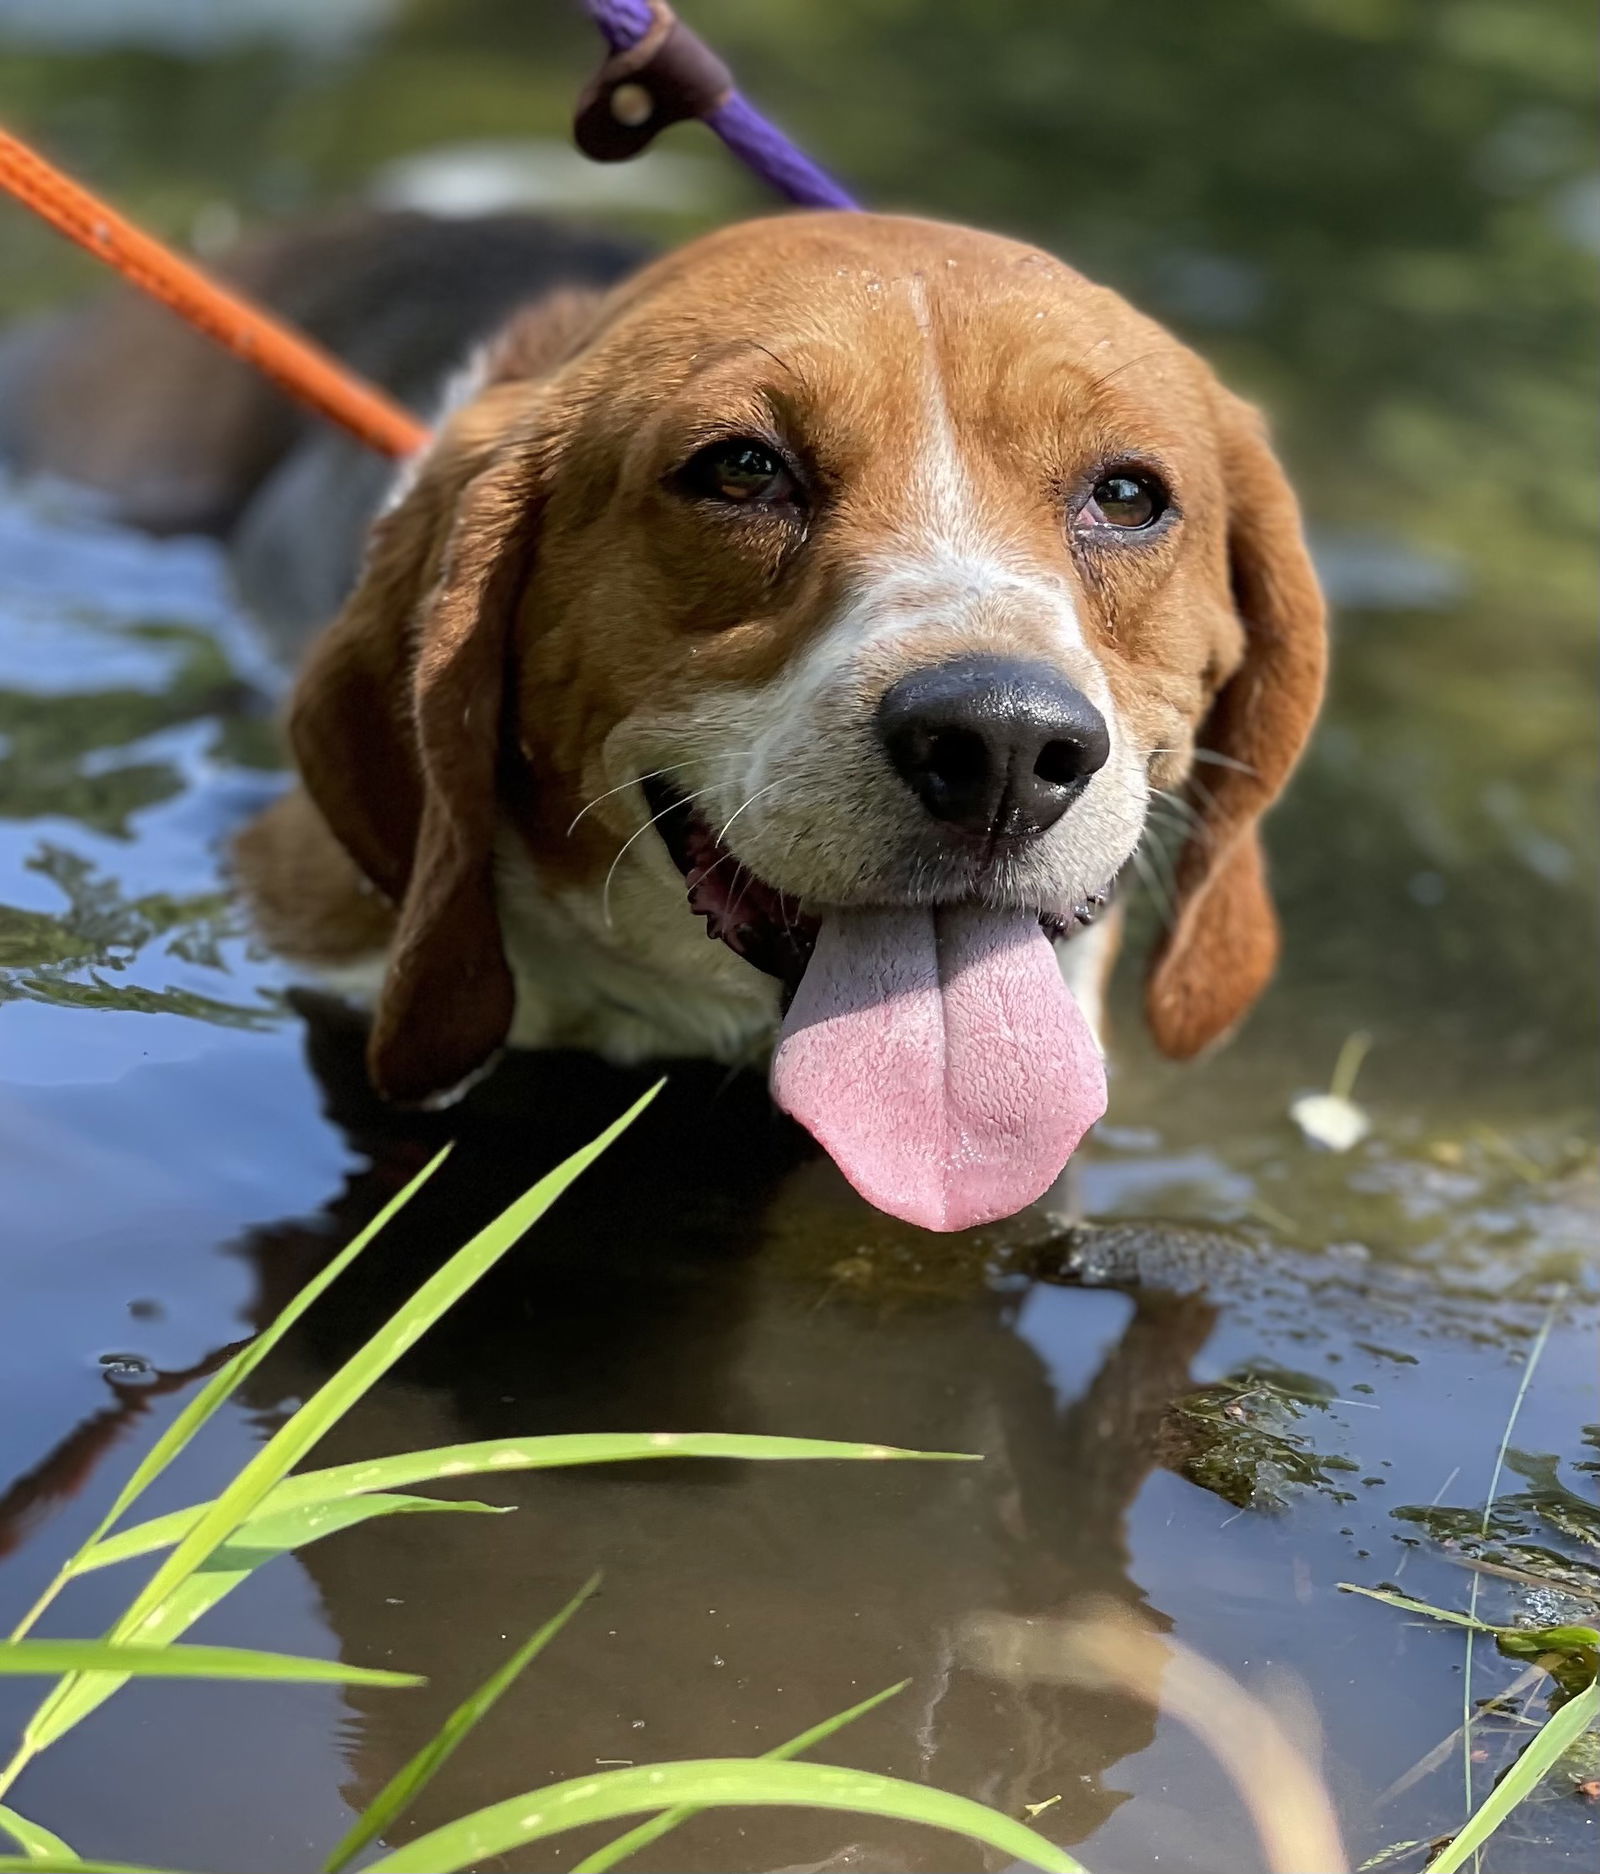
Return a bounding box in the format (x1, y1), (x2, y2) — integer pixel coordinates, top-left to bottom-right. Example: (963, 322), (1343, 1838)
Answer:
(574, 0), (733, 162)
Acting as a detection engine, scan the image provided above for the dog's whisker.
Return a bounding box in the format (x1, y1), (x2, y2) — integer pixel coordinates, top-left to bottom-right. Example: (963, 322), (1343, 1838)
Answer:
(1145, 813), (1195, 846)
(1130, 841), (1178, 931)
(1141, 820), (1182, 872)
(1143, 744), (1260, 780)
(681, 776), (793, 931)
(692, 846), (744, 888)
(1193, 746), (1259, 777)
(566, 767), (679, 838)
(726, 867), (758, 927)
(1136, 759), (1227, 842)
(768, 824), (811, 928)
(1084, 346), (1164, 397)
(567, 751), (755, 838)
(1149, 786), (1201, 826)
(1179, 770), (1224, 830)
(600, 781), (725, 929)
(714, 778), (786, 846)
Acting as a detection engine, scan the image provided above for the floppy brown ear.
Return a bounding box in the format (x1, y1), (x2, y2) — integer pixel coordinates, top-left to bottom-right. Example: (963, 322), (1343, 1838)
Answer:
(1144, 392), (1327, 1058)
(289, 388), (554, 1103)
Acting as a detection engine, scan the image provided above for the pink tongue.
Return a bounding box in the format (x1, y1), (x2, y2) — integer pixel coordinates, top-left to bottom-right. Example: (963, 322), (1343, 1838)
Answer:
(771, 907), (1107, 1232)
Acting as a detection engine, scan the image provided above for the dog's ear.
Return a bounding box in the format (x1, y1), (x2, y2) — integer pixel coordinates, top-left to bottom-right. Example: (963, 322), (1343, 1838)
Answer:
(1145, 392), (1327, 1058)
(289, 383), (557, 1103)
(288, 288), (609, 1102)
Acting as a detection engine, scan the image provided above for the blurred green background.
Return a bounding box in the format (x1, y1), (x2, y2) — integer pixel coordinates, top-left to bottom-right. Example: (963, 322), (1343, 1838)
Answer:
(1, 0), (1595, 1103)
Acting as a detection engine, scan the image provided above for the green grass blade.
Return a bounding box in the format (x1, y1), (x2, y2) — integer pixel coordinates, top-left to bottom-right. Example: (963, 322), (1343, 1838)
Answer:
(80, 1432), (973, 1573)
(0, 1805), (75, 1862)
(362, 1758), (1089, 1873)
(2, 1097), (646, 1796)
(206, 1494), (509, 1558)
(0, 1862), (190, 1872)
(1339, 1585), (1597, 1658)
(1457, 1287), (1565, 1873)
(104, 1090), (653, 1647)
(86, 1148), (451, 1540)
(7, 1148), (451, 1643)
(572, 1680), (908, 1874)
(29, 1496), (502, 1753)
(1423, 1679), (1599, 1874)
(32, 1086), (644, 1739)
(0, 1641), (419, 1686)
(325, 1573), (601, 1874)
(1337, 1585), (1498, 1632)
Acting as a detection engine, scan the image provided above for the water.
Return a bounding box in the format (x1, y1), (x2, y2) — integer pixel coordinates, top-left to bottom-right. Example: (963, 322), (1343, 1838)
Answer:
(1, 4), (1596, 1871)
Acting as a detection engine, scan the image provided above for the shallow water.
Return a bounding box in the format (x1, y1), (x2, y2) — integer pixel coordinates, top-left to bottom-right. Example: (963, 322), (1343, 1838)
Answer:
(1, 3), (1598, 1870)
(0, 479), (1594, 1874)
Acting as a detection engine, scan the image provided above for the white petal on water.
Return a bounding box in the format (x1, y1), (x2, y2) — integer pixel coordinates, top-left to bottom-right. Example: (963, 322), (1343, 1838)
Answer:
(1290, 1092), (1371, 1152)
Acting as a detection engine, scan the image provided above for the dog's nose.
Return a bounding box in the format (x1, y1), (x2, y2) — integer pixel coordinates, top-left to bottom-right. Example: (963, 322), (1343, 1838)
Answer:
(876, 655), (1111, 841)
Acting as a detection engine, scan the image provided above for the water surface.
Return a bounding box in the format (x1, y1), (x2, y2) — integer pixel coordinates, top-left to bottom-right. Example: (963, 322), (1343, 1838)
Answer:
(1, 3), (1596, 1870)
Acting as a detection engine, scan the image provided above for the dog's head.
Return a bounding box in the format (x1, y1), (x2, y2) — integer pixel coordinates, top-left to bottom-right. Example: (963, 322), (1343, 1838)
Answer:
(286, 212), (1325, 1227)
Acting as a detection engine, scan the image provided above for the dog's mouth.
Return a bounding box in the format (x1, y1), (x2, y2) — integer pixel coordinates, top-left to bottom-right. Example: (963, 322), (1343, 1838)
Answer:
(644, 775), (822, 995)
(643, 774), (1113, 1234)
(643, 775), (1110, 995)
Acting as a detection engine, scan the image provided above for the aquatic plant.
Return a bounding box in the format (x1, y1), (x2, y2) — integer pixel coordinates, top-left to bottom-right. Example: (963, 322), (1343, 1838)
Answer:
(1342, 1284), (1599, 1873)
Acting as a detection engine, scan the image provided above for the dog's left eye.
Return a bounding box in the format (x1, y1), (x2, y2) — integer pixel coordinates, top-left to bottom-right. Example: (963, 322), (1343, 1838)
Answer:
(680, 438), (798, 506)
(1077, 469), (1170, 532)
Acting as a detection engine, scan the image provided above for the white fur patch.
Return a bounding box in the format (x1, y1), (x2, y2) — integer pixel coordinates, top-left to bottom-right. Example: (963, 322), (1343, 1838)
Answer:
(1055, 907), (1124, 1052)
(493, 824), (780, 1064)
(376, 344), (495, 517)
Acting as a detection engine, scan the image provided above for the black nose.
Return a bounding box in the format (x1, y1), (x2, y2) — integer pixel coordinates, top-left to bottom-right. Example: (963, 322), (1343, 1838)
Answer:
(876, 655), (1111, 841)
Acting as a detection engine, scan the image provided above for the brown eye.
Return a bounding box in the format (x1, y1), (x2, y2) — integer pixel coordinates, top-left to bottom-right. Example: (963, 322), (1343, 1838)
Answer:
(680, 438), (798, 506)
(1080, 469), (1169, 531)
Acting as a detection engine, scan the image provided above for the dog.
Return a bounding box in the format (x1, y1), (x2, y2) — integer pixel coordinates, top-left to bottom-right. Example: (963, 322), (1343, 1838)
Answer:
(8, 206), (1326, 1231)
(232, 209), (1326, 1231)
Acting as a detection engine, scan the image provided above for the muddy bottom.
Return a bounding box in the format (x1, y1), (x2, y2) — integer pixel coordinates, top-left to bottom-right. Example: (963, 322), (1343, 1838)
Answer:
(0, 487), (1596, 1874)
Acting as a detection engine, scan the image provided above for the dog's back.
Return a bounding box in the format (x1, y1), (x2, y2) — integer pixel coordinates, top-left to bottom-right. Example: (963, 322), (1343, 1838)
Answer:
(0, 210), (644, 651)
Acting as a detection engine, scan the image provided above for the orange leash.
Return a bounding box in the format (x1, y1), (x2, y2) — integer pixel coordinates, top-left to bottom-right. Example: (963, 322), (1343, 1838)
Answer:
(0, 127), (431, 461)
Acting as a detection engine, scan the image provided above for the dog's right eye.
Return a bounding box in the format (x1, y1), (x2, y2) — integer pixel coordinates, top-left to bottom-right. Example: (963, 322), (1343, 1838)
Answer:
(678, 438), (799, 506)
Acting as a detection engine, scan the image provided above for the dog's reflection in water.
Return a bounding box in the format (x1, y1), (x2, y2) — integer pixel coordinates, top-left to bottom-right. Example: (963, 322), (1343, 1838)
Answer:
(222, 995), (1214, 1872)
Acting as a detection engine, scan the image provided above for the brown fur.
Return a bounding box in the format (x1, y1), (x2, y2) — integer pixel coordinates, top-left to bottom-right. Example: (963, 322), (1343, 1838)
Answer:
(283, 384), (553, 1098)
(235, 212), (1326, 1102)
(1144, 393), (1328, 1056)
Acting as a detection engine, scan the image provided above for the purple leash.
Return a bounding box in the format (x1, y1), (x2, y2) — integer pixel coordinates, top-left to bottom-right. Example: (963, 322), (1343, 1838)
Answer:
(574, 0), (859, 211)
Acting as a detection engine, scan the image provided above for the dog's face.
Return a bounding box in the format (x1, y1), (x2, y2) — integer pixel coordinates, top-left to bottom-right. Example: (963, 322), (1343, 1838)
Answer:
(277, 213), (1325, 1224)
(543, 229), (1178, 931)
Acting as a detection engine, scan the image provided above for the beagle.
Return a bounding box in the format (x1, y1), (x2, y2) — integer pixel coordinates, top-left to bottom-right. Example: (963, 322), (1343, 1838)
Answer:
(234, 211), (1327, 1231)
